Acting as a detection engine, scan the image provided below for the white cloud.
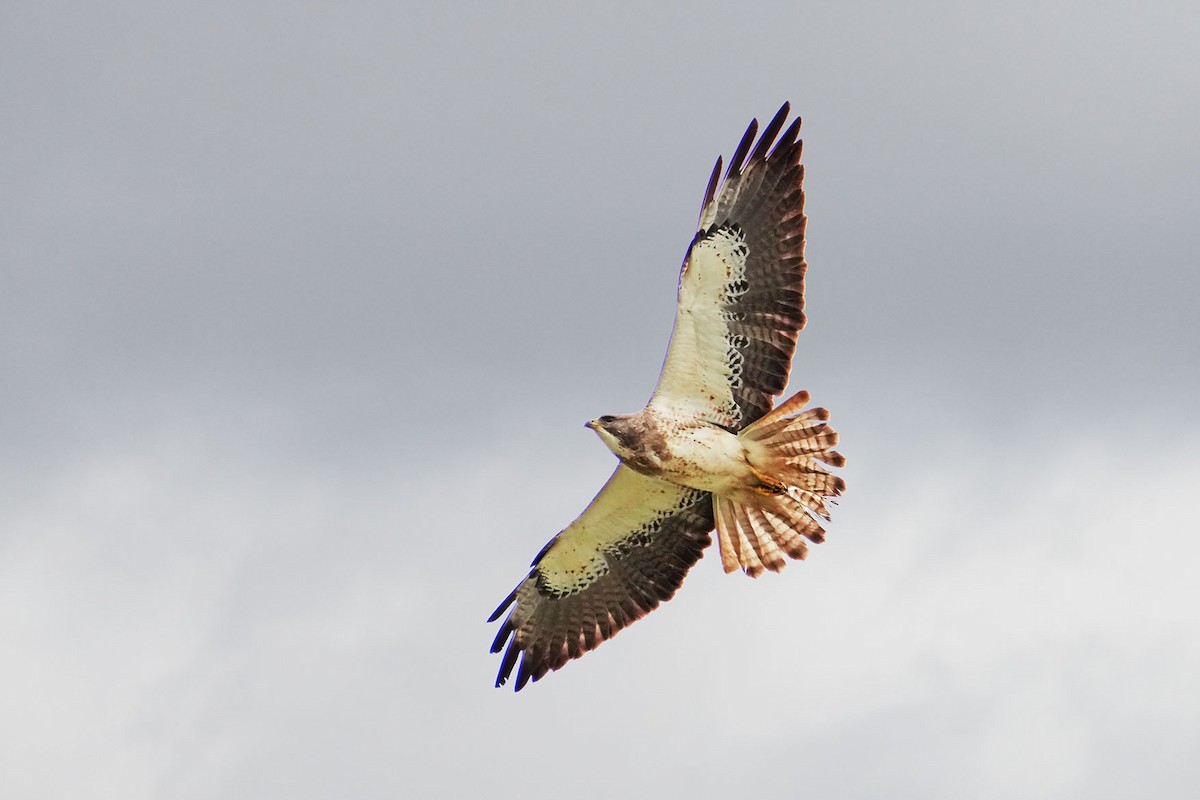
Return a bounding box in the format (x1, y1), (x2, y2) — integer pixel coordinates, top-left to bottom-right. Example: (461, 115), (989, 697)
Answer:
(3, 427), (1197, 798)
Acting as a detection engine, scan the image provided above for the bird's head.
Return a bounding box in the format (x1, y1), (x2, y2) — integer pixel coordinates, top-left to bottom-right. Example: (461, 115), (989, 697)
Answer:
(585, 413), (638, 458)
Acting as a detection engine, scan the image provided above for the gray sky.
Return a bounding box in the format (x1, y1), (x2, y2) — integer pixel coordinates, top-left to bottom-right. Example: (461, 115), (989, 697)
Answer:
(3, 1), (1199, 797)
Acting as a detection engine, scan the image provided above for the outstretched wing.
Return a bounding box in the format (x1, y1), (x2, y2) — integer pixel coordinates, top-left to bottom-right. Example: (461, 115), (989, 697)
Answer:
(488, 467), (713, 691)
(649, 102), (808, 429)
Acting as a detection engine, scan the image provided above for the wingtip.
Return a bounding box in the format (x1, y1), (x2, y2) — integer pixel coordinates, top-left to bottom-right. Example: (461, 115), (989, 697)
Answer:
(749, 102), (792, 164)
(724, 116), (759, 181)
(775, 115), (804, 160)
(487, 583), (521, 623)
(701, 156), (723, 217)
(697, 102), (804, 224)
(495, 636), (522, 689)
(515, 658), (534, 691)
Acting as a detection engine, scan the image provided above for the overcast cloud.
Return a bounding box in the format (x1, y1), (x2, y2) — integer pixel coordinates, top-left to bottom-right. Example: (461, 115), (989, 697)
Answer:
(3, 1), (1199, 798)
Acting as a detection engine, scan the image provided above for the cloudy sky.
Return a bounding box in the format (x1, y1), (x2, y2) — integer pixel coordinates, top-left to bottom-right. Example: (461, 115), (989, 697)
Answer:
(4, 1), (1199, 797)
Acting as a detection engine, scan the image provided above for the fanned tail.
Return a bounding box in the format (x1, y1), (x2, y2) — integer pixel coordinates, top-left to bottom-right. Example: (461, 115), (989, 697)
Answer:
(714, 390), (845, 577)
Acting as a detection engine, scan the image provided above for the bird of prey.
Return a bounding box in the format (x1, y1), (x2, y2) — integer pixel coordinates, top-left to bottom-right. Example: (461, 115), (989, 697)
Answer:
(489, 103), (845, 691)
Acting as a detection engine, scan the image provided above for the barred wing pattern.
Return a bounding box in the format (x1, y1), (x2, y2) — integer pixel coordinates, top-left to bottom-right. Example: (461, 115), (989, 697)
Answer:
(650, 102), (807, 429)
(489, 467), (713, 690)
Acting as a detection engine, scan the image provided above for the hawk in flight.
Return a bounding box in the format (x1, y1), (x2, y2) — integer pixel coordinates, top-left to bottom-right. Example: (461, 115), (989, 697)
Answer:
(489, 103), (845, 690)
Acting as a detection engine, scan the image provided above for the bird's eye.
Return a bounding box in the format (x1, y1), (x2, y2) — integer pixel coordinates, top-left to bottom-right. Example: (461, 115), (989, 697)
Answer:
(599, 415), (616, 424)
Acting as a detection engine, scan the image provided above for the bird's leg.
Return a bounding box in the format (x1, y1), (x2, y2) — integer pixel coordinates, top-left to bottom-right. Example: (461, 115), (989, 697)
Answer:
(748, 465), (789, 496)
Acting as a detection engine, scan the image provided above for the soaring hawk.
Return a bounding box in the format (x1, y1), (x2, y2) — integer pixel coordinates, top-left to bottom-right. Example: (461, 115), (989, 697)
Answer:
(489, 103), (845, 690)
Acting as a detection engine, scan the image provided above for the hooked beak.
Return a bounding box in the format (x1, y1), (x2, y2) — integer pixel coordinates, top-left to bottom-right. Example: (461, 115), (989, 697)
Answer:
(585, 419), (599, 430)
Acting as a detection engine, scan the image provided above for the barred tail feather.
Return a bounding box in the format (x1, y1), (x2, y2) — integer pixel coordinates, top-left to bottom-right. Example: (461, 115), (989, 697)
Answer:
(715, 389), (845, 577)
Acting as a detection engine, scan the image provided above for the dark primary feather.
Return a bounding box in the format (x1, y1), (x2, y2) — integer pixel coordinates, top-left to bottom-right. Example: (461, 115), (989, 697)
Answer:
(749, 103), (791, 165)
(701, 156), (723, 214)
(725, 116), (758, 181)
